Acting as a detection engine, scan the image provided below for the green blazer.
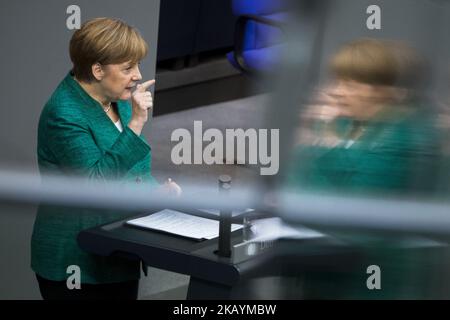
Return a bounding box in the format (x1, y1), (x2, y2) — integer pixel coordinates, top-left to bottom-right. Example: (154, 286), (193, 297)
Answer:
(286, 105), (443, 299)
(31, 72), (158, 284)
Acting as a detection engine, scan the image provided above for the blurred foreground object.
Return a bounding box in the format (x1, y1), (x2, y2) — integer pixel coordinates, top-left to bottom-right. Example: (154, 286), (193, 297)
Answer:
(283, 38), (449, 299)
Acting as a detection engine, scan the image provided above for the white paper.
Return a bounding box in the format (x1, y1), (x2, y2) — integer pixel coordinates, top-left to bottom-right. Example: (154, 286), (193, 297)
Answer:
(249, 217), (325, 242)
(127, 209), (243, 240)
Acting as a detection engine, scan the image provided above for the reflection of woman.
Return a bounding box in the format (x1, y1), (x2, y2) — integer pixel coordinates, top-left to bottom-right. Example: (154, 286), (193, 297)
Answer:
(291, 39), (439, 195)
(31, 18), (179, 299)
(288, 39), (442, 299)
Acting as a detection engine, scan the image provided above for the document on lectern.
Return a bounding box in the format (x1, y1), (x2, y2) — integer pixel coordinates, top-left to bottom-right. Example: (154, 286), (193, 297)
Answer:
(126, 209), (243, 240)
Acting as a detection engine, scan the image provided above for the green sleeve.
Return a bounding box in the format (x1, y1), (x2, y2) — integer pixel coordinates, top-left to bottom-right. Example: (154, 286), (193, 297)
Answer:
(44, 105), (150, 180)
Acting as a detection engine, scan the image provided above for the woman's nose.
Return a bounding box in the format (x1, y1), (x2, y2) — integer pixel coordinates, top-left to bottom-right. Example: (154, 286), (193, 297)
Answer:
(132, 67), (142, 81)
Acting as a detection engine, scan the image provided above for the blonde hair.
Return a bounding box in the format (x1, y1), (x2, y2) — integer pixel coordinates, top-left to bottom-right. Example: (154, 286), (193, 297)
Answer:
(330, 38), (398, 86)
(69, 17), (148, 82)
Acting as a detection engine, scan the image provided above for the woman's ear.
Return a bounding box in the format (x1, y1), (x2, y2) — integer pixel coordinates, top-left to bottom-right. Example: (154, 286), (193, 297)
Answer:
(91, 63), (104, 81)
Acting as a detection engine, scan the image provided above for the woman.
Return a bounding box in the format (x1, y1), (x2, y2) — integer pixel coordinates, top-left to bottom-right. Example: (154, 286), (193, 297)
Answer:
(291, 39), (439, 195)
(31, 17), (180, 300)
(287, 39), (442, 299)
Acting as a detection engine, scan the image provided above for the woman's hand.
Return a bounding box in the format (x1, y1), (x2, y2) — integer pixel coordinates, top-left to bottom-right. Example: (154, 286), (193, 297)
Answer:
(162, 178), (182, 197)
(128, 79), (155, 135)
(313, 87), (347, 122)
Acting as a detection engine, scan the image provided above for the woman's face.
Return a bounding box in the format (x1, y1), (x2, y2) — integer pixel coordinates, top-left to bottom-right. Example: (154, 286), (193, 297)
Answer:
(99, 61), (142, 101)
(323, 80), (395, 120)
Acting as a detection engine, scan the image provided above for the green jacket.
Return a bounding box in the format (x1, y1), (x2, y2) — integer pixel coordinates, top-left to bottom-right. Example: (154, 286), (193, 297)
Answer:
(287, 105), (444, 299)
(31, 72), (157, 284)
